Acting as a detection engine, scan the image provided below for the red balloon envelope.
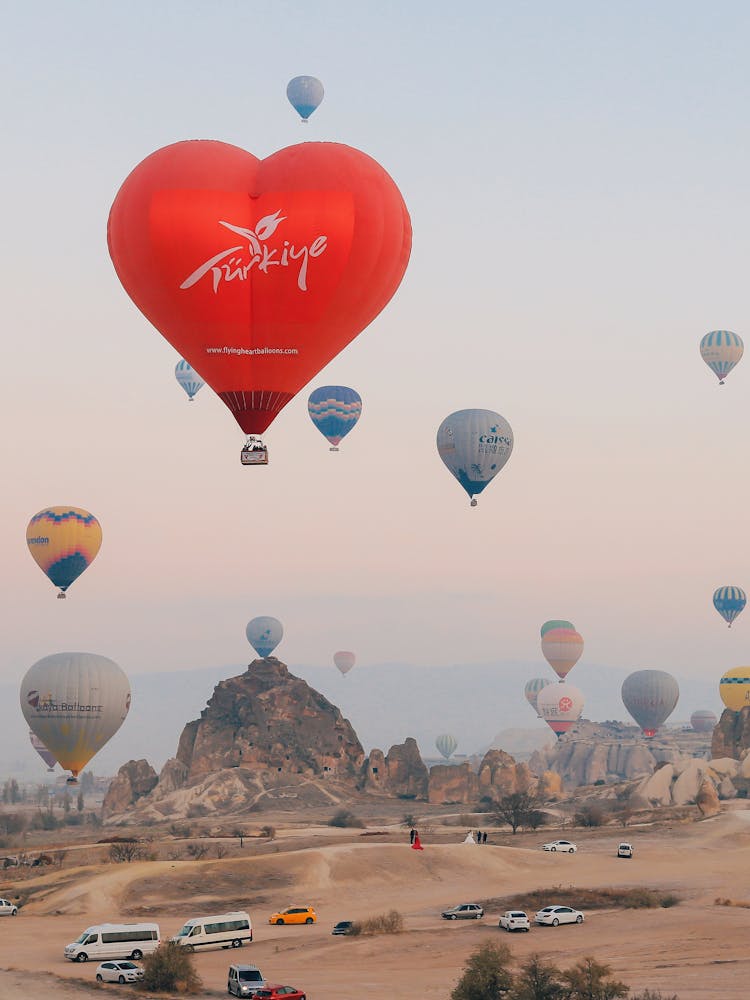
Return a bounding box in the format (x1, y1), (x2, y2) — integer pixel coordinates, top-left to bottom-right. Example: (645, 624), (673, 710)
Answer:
(108, 141), (412, 434)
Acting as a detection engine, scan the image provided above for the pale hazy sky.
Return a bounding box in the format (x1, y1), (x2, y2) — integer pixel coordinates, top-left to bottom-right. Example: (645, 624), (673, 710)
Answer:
(1, 2), (749, 718)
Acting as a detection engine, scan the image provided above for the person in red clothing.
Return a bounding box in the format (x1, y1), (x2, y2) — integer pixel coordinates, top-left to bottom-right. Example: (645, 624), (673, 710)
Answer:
(411, 831), (423, 850)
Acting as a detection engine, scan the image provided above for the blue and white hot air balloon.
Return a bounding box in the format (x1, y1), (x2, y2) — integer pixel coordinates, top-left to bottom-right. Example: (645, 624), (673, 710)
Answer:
(699, 330), (744, 385)
(286, 76), (324, 122)
(175, 360), (205, 401)
(246, 616), (283, 658)
(308, 386), (362, 451)
(713, 586), (746, 628)
(436, 409), (514, 507)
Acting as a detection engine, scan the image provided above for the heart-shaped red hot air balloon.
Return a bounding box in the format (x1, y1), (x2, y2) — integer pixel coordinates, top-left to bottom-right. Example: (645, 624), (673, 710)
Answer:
(108, 141), (412, 436)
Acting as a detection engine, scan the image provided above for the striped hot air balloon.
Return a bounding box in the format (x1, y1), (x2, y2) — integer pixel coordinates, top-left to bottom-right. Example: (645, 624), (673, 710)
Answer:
(719, 667), (750, 711)
(540, 620), (575, 638)
(435, 733), (458, 760)
(26, 507), (102, 598)
(308, 386), (362, 450)
(699, 330), (743, 384)
(541, 628), (584, 680)
(175, 359), (205, 401)
(524, 677), (554, 716)
(713, 586), (746, 627)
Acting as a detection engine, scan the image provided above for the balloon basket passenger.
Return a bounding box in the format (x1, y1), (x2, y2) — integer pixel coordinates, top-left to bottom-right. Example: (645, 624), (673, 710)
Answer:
(241, 437), (268, 465)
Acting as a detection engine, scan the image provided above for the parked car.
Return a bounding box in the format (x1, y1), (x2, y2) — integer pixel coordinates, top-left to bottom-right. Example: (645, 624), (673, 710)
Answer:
(95, 961), (144, 984)
(254, 987), (307, 1000)
(268, 906), (317, 926)
(617, 842), (633, 858)
(331, 921), (354, 935)
(534, 905), (584, 927)
(542, 840), (577, 853)
(441, 903), (484, 920)
(0, 898), (18, 916)
(227, 964), (267, 997)
(498, 910), (530, 932)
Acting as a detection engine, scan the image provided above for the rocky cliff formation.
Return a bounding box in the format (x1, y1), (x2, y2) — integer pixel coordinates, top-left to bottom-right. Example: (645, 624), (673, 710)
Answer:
(529, 720), (712, 789)
(175, 658), (366, 781)
(627, 754), (750, 811)
(102, 759), (158, 816)
(361, 738), (429, 798)
(427, 747), (561, 805)
(711, 707), (750, 759)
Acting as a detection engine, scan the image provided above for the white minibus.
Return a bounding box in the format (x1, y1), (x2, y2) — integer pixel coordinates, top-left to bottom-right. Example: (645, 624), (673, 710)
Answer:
(64, 922), (160, 962)
(172, 911), (253, 951)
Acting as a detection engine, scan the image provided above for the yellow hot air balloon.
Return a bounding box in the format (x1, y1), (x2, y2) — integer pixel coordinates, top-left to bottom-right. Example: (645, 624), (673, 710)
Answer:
(26, 506), (102, 598)
(541, 627), (584, 680)
(719, 666), (750, 711)
(20, 652), (130, 783)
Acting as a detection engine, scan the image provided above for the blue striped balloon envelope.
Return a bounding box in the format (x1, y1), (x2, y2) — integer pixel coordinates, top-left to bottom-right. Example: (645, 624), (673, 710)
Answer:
(713, 586), (746, 627)
(699, 330), (744, 384)
(308, 386), (362, 451)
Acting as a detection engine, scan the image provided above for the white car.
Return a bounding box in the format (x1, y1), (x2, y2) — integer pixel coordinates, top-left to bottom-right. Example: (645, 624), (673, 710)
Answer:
(95, 961), (144, 983)
(617, 842), (633, 858)
(0, 898), (18, 916)
(498, 910), (530, 932)
(535, 905), (584, 927)
(542, 839), (577, 853)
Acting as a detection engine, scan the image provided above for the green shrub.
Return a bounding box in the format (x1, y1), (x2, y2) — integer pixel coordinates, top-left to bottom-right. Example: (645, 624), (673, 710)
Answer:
(328, 809), (364, 828)
(141, 942), (202, 994)
(351, 910), (403, 935)
(451, 941), (513, 999)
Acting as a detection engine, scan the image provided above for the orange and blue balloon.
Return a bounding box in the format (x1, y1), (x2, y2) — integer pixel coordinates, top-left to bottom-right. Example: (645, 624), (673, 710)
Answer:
(26, 507), (102, 599)
(308, 386), (362, 451)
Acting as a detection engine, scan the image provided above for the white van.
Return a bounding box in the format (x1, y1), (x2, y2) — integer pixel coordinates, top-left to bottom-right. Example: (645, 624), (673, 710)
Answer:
(64, 923), (160, 962)
(172, 912), (253, 952)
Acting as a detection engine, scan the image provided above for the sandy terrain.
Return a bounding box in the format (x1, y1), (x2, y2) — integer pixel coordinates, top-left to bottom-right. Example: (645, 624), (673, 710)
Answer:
(2, 808), (750, 999)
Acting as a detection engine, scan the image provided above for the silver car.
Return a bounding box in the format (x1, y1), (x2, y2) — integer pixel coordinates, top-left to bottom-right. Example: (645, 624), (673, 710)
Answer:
(0, 898), (18, 916)
(95, 961), (144, 983)
(228, 964), (268, 997)
(441, 903), (484, 920)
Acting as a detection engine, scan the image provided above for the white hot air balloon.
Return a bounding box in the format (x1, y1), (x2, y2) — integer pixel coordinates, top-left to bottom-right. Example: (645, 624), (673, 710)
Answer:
(436, 409), (513, 507)
(435, 733), (458, 760)
(20, 652), (131, 783)
(536, 682), (584, 739)
(175, 359), (205, 401)
(699, 330), (744, 385)
(334, 651), (356, 676)
(245, 617), (283, 659)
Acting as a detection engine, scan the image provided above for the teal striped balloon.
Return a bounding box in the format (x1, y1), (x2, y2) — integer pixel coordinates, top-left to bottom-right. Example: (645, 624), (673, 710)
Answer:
(699, 330), (743, 384)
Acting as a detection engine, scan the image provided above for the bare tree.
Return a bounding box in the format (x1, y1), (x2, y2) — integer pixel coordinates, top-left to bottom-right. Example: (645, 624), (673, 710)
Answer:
(109, 841), (143, 863)
(492, 791), (541, 834)
(215, 843), (228, 859)
(186, 842), (209, 860)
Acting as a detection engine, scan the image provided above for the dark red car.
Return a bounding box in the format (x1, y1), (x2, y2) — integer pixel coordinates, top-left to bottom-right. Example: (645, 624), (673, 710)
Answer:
(254, 988), (306, 1000)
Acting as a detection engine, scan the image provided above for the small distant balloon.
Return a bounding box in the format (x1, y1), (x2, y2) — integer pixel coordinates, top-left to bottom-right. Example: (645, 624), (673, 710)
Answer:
(621, 669), (679, 737)
(713, 586), (746, 628)
(719, 666), (750, 711)
(308, 386), (362, 450)
(29, 731), (57, 772)
(246, 617), (283, 658)
(536, 682), (584, 738)
(287, 76), (324, 121)
(175, 359), (205, 401)
(436, 409), (514, 507)
(26, 507), (102, 599)
(21, 652), (131, 782)
(334, 651), (356, 676)
(690, 710), (717, 733)
(540, 620), (575, 638)
(541, 627), (584, 681)
(524, 677), (554, 716)
(435, 733), (458, 760)
(699, 330), (743, 384)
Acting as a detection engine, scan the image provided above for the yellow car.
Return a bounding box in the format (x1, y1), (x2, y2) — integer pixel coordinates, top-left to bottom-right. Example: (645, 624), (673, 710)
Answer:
(269, 906), (317, 926)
